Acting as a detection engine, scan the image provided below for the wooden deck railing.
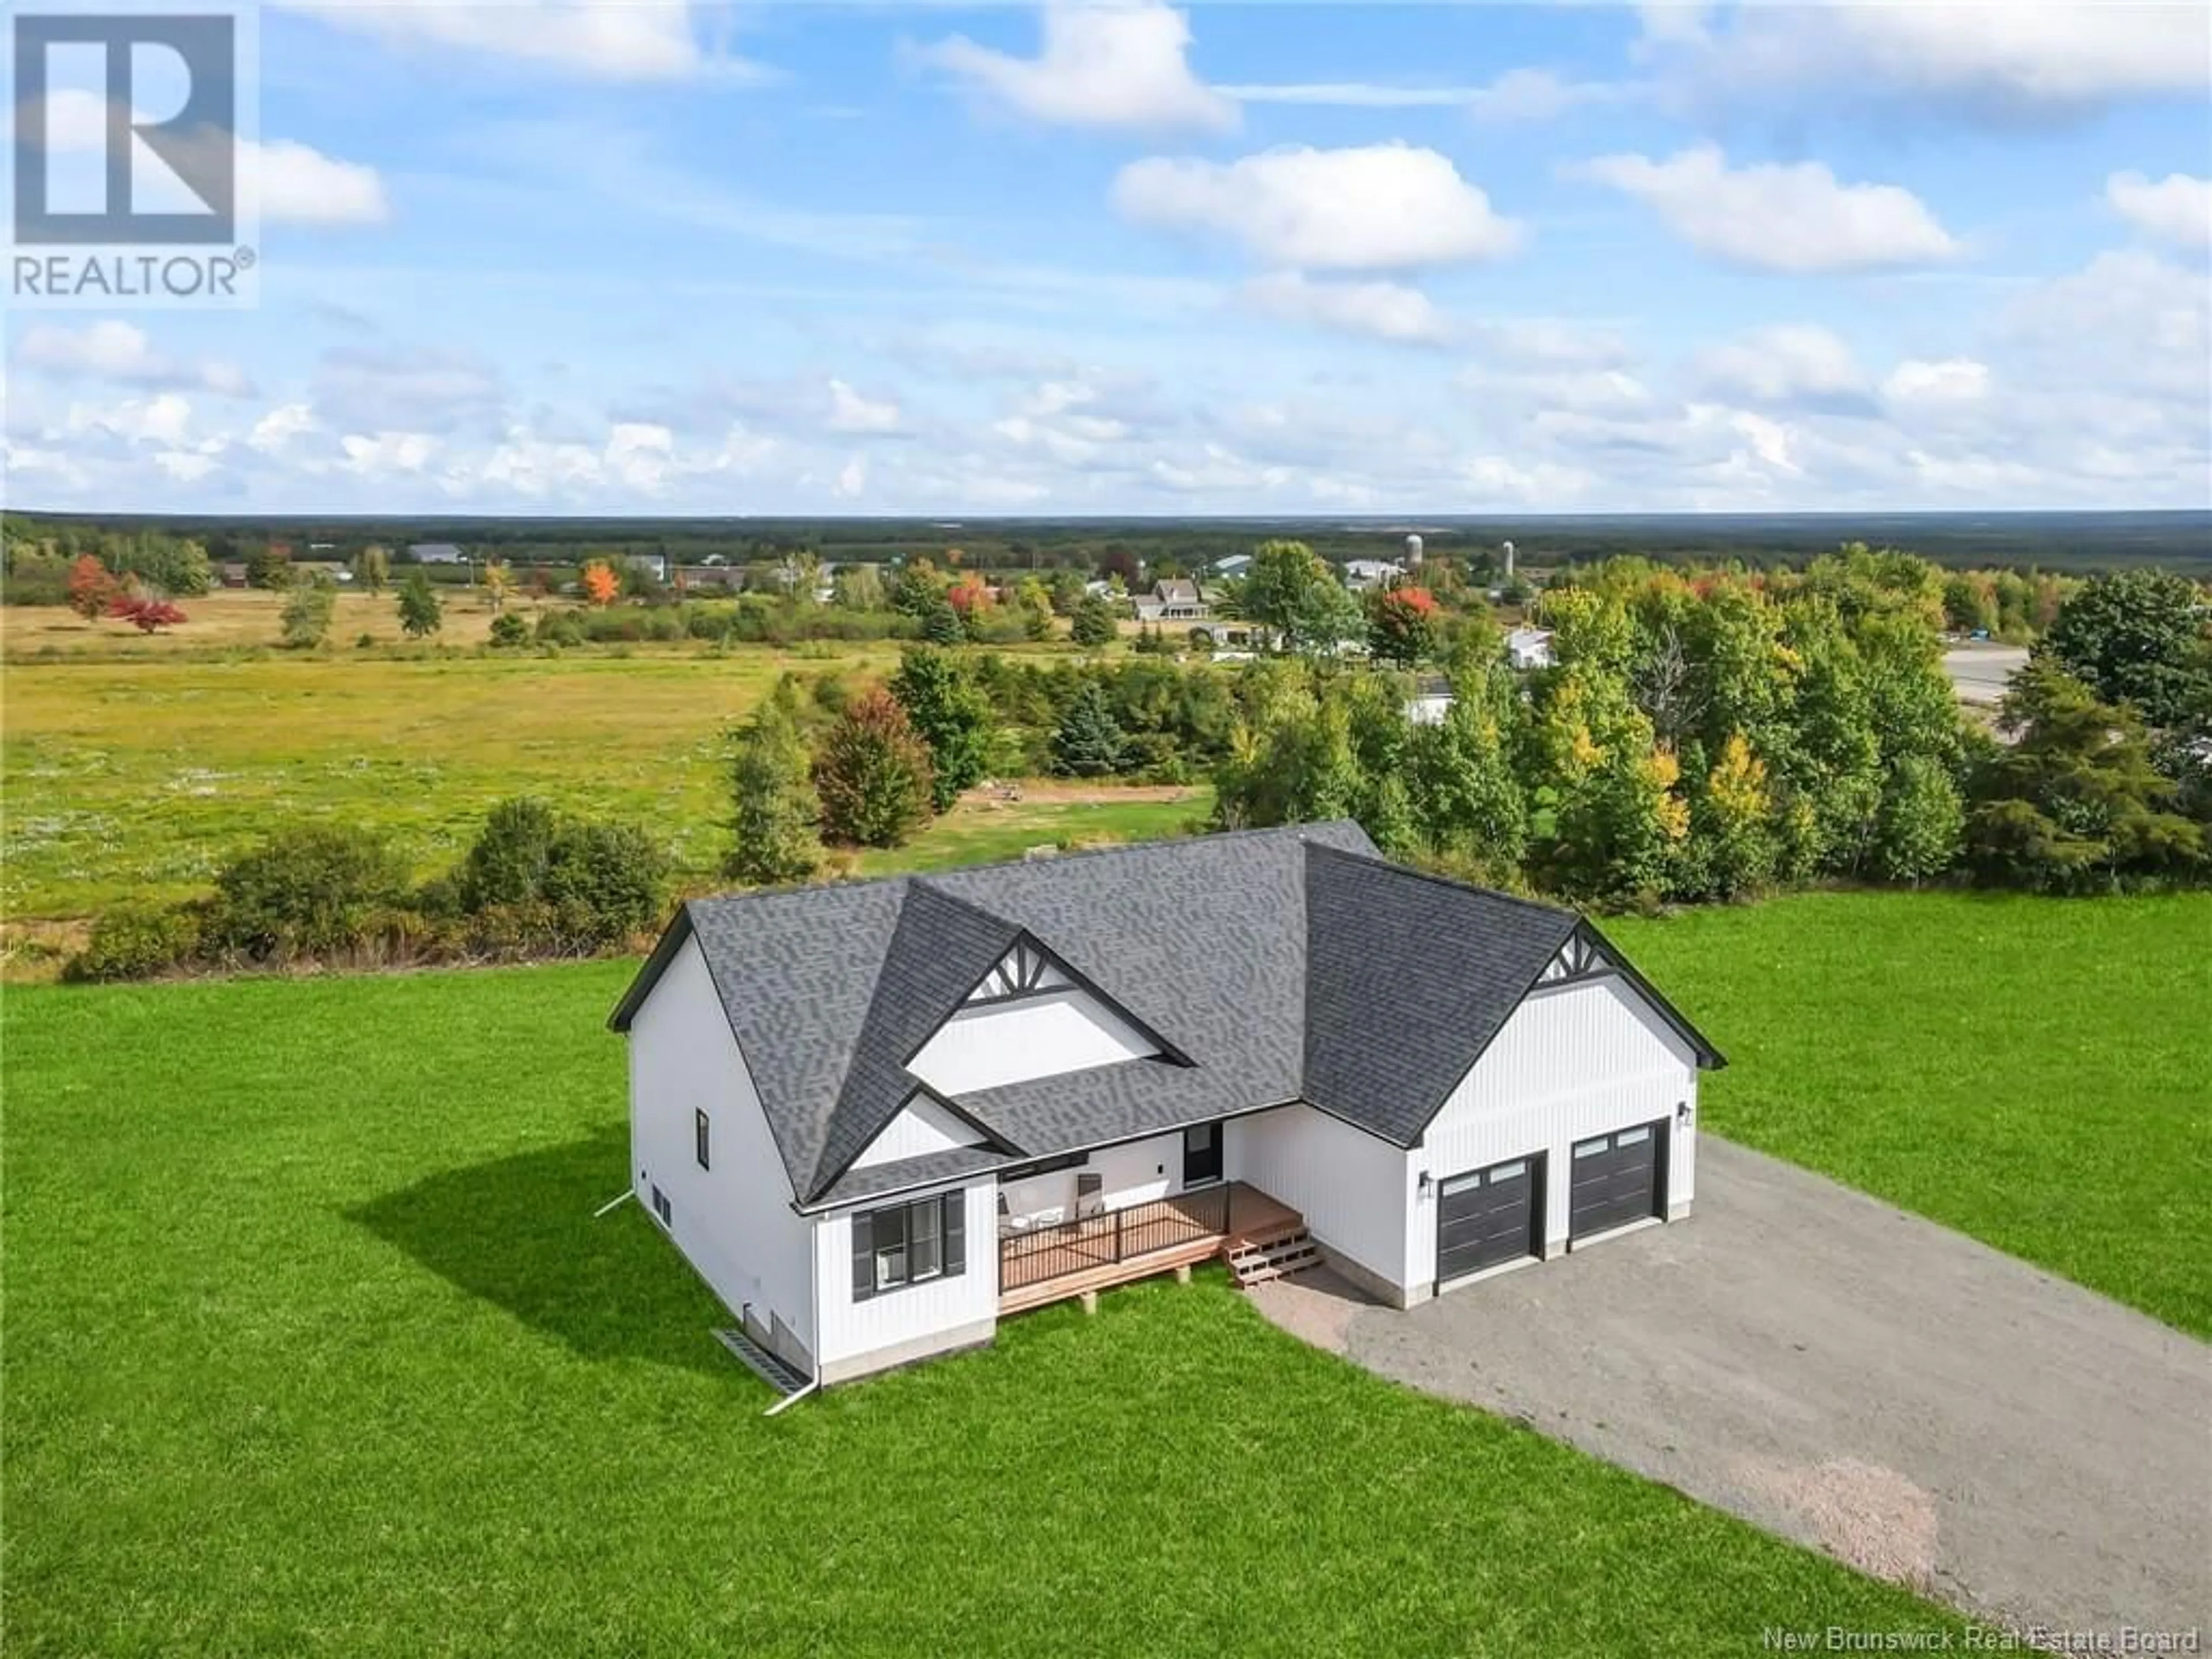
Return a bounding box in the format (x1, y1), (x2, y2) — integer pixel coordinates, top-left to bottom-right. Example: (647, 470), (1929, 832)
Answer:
(998, 1185), (1233, 1294)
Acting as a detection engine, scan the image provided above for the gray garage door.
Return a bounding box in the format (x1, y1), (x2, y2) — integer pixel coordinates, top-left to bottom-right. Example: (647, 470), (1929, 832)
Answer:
(1569, 1122), (1663, 1240)
(1436, 1156), (1540, 1284)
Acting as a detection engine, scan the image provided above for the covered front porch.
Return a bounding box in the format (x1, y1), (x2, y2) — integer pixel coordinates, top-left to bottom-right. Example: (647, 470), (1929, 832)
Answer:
(997, 1180), (1310, 1314)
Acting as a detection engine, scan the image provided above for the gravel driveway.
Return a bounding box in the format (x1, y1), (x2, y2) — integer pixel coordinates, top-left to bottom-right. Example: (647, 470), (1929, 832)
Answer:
(1255, 1138), (2210, 1639)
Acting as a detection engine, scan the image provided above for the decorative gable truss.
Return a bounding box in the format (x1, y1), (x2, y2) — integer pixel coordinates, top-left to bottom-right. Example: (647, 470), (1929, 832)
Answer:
(1537, 926), (1618, 988)
(907, 934), (1180, 1099)
(965, 939), (1073, 1006)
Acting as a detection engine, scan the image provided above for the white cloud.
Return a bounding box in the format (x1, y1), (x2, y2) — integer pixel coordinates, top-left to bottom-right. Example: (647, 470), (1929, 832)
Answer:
(1463, 318), (1634, 372)
(2003, 249), (2210, 404)
(14, 321), (255, 397)
(1694, 324), (1867, 405)
(339, 431), (440, 477)
(834, 456), (868, 499)
(253, 139), (391, 225)
(1218, 67), (1623, 122)
(32, 89), (388, 228)
(273, 1), (741, 82)
(1645, 3), (2210, 118)
(826, 378), (903, 435)
(250, 403), (319, 454)
(921, 0), (1236, 133)
(1461, 454), (1597, 506)
(66, 392), (198, 448)
(1113, 143), (1523, 271)
(1571, 145), (1960, 274)
(2105, 172), (2212, 254)
(1242, 272), (1449, 344)
(1883, 358), (1991, 407)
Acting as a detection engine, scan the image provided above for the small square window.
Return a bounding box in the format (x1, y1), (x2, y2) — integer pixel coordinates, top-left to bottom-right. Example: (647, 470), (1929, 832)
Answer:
(695, 1109), (711, 1170)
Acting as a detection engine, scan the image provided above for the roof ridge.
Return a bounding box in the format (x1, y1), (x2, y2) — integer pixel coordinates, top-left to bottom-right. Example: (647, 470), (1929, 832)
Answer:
(692, 819), (1362, 914)
(1303, 840), (1578, 921)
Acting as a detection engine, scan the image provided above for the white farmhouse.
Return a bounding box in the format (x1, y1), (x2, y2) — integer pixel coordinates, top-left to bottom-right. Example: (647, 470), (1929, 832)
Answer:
(610, 823), (1722, 1393)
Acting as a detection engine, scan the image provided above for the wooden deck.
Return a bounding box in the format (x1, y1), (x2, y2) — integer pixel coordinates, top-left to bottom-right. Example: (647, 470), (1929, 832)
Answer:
(997, 1181), (1304, 1315)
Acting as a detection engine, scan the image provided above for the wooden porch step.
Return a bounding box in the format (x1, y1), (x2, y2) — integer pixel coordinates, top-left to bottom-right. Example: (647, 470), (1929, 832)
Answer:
(1224, 1229), (1320, 1289)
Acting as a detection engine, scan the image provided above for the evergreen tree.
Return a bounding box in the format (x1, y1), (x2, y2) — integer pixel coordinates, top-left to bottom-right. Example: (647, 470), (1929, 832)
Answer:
(1966, 660), (2203, 893)
(1051, 683), (1127, 777)
(726, 680), (823, 884)
(921, 597), (965, 646)
(1070, 594), (1118, 648)
(812, 688), (934, 847)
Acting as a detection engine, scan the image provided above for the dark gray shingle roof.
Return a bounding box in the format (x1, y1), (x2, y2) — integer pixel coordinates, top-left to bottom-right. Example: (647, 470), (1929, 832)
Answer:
(610, 821), (1718, 1209)
(1301, 845), (1576, 1143)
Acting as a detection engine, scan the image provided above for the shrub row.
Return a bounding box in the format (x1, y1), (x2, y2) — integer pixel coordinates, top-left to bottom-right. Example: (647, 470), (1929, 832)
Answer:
(67, 805), (669, 982)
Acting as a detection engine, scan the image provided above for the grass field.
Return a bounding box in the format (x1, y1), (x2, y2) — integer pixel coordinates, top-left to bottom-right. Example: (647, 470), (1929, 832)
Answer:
(5, 961), (1962, 1659)
(1608, 890), (2212, 1338)
(0, 645), (1206, 941)
(0, 586), (531, 656)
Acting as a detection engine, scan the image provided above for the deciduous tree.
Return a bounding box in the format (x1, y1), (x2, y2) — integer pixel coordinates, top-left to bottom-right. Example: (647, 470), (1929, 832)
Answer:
(66, 554), (116, 620)
(812, 687), (935, 847)
(396, 571), (443, 638)
(580, 560), (620, 607)
(891, 646), (994, 810)
(281, 574), (337, 648)
(1070, 594), (1118, 649)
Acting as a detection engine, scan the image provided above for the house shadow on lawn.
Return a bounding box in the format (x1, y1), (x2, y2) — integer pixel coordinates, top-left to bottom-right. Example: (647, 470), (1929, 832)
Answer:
(347, 1124), (732, 1379)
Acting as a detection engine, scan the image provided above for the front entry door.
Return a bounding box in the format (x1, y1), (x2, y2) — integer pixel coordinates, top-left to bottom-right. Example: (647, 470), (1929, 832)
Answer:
(1182, 1122), (1223, 1187)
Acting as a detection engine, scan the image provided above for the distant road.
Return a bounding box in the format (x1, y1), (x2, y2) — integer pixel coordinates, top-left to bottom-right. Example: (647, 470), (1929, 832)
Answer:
(1942, 645), (2028, 708)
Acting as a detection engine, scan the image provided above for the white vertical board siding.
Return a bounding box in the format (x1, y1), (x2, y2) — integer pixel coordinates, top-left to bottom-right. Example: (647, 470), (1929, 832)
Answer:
(1088, 1130), (1185, 1208)
(851, 1094), (986, 1169)
(1412, 976), (1698, 1282)
(907, 990), (1157, 1096)
(812, 1181), (998, 1376)
(628, 933), (815, 1357)
(1230, 1106), (1408, 1290)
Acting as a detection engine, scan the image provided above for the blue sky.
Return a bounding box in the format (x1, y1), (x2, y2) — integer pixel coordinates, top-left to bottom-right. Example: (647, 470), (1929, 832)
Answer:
(6, 1), (2210, 514)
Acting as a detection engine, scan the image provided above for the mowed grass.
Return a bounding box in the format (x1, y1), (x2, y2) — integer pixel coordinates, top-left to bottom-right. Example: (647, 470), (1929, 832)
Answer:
(1608, 890), (2212, 1338)
(3, 963), (1961, 1658)
(0, 647), (1206, 927)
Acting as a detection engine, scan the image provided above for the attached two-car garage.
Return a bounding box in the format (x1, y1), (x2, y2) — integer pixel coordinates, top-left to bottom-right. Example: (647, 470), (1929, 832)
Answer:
(1434, 1117), (1669, 1290)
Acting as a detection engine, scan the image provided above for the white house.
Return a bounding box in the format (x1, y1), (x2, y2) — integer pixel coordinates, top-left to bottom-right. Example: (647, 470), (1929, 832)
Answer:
(1506, 626), (1556, 671)
(1342, 559), (1403, 591)
(1131, 577), (1209, 624)
(610, 823), (1722, 1393)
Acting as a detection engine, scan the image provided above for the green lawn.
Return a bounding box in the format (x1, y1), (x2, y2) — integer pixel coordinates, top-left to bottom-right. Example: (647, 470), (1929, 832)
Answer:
(1608, 890), (2212, 1338)
(5, 964), (1958, 1658)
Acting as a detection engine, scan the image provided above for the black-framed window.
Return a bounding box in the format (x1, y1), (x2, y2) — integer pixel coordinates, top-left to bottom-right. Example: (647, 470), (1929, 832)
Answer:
(695, 1109), (711, 1170)
(851, 1192), (967, 1302)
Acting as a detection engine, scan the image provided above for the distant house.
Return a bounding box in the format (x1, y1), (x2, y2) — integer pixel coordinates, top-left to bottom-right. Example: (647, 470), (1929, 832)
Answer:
(410, 543), (466, 565)
(1343, 559), (1403, 592)
(218, 562), (249, 589)
(1506, 627), (1556, 672)
(1405, 674), (1455, 726)
(1210, 554), (1253, 580)
(1132, 577), (1209, 624)
(611, 823), (1724, 1392)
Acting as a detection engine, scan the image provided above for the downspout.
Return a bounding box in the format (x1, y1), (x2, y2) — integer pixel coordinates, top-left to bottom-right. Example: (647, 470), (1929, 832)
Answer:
(765, 1204), (824, 1417)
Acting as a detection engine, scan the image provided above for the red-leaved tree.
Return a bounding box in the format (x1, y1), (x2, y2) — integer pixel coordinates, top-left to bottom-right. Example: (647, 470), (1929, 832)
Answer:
(67, 554), (118, 621)
(1368, 585), (1440, 667)
(107, 594), (188, 634)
